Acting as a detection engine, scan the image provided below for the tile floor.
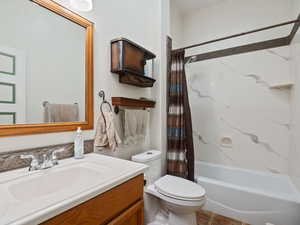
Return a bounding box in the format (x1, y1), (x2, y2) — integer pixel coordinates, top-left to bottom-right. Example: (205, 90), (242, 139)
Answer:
(197, 210), (251, 225)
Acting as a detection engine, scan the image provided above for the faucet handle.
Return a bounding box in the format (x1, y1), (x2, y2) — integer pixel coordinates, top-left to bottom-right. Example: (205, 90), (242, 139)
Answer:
(51, 148), (65, 165)
(20, 154), (40, 171)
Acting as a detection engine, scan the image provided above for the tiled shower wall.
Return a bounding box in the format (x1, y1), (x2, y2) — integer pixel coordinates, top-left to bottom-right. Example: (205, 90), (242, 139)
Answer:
(187, 46), (292, 174)
(289, 0), (300, 191)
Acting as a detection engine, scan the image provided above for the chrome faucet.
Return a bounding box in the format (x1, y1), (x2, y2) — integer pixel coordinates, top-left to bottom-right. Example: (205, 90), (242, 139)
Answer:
(40, 154), (55, 169)
(21, 148), (64, 171)
(20, 154), (40, 171)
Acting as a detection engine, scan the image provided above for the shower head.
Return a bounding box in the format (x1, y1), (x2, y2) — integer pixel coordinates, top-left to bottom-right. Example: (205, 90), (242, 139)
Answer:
(185, 56), (196, 64)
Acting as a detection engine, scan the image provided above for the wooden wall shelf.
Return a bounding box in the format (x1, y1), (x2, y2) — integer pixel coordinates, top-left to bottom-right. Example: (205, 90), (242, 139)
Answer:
(111, 38), (156, 88)
(119, 73), (156, 88)
(112, 97), (156, 108)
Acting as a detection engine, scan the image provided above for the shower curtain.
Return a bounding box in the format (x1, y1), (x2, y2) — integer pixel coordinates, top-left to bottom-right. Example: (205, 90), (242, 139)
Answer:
(167, 49), (195, 181)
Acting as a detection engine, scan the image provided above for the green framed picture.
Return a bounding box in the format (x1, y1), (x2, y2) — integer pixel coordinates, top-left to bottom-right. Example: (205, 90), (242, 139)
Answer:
(0, 82), (16, 104)
(0, 52), (16, 76)
(0, 112), (16, 125)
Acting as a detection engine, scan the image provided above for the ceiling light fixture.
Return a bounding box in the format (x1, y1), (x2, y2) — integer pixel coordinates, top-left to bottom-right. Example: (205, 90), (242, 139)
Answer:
(70, 0), (93, 12)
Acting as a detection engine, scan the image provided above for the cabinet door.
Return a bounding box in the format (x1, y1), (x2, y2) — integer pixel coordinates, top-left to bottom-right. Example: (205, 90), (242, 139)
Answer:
(108, 200), (144, 225)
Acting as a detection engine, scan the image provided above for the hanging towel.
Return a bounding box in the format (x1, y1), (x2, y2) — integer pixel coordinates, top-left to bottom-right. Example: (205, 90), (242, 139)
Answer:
(44, 103), (79, 122)
(94, 111), (121, 151)
(124, 109), (149, 145)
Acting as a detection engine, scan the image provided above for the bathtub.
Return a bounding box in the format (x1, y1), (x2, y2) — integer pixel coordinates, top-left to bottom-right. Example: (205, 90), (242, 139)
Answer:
(195, 161), (300, 225)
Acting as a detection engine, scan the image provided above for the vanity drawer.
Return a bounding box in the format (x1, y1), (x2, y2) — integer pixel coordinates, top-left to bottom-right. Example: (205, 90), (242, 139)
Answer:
(107, 200), (144, 225)
(40, 175), (144, 225)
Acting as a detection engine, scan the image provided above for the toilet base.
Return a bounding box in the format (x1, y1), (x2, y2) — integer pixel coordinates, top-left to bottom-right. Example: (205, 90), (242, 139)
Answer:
(148, 211), (197, 225)
(169, 212), (197, 225)
(147, 210), (168, 225)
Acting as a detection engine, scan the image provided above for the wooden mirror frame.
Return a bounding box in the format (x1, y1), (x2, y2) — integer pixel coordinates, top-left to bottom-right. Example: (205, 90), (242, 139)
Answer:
(0, 0), (94, 137)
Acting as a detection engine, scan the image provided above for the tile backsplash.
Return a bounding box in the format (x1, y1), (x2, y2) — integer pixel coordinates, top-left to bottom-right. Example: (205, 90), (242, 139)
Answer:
(0, 140), (94, 173)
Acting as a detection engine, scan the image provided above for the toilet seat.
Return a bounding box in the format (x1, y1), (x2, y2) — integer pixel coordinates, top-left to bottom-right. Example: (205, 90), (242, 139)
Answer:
(146, 184), (206, 207)
(154, 175), (206, 201)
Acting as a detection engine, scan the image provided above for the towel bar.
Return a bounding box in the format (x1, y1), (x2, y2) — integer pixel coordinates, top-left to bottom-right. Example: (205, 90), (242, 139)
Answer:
(42, 101), (78, 107)
(111, 97), (155, 114)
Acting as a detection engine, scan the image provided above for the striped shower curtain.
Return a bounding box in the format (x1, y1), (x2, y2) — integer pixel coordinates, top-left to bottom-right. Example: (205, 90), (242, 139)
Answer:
(167, 49), (195, 181)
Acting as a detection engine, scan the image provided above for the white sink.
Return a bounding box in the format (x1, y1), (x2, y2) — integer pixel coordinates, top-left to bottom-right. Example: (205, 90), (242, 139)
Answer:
(9, 163), (105, 201)
(0, 153), (148, 225)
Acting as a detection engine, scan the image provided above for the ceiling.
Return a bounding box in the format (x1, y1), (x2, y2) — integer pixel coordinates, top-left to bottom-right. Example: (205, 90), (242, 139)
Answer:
(172, 0), (226, 14)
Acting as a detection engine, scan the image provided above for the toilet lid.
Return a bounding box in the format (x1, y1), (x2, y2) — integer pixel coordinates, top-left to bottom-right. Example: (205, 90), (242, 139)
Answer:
(154, 175), (206, 201)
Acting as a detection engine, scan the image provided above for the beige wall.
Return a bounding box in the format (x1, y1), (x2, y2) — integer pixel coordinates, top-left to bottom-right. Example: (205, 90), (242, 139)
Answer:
(170, 1), (184, 48)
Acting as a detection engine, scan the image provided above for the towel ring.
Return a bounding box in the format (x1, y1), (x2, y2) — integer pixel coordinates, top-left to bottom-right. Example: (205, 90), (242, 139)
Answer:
(99, 90), (112, 113)
(43, 101), (49, 107)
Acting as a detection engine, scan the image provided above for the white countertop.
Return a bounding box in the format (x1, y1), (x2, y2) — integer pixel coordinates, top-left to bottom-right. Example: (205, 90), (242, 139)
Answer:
(0, 153), (148, 225)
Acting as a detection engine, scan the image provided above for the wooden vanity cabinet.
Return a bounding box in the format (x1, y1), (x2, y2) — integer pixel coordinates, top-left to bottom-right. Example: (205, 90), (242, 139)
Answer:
(40, 175), (144, 225)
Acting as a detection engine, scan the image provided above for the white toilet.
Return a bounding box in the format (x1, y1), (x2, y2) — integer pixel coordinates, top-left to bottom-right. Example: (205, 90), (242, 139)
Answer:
(132, 151), (206, 225)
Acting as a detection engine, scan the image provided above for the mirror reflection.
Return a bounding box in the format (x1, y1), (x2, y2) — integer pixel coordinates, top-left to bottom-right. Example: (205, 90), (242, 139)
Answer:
(0, 0), (86, 125)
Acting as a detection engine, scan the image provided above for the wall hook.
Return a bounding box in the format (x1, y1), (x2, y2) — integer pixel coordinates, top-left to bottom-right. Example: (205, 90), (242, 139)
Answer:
(99, 90), (106, 102)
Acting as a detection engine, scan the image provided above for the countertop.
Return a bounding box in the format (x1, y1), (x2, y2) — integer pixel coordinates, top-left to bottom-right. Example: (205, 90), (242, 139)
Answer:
(0, 153), (148, 225)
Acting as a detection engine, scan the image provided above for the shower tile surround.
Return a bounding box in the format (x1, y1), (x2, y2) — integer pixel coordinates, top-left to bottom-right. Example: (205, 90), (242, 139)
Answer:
(187, 46), (292, 174)
(0, 140), (94, 172)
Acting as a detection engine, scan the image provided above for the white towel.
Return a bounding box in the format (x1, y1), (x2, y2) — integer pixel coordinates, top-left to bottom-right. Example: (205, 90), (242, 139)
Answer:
(94, 111), (121, 151)
(124, 109), (149, 145)
(44, 103), (79, 122)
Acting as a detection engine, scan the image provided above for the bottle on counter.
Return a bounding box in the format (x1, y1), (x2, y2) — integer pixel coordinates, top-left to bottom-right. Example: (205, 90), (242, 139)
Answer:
(74, 127), (84, 159)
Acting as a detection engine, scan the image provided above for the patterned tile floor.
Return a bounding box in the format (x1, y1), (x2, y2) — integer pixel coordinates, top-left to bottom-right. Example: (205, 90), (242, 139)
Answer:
(197, 210), (251, 225)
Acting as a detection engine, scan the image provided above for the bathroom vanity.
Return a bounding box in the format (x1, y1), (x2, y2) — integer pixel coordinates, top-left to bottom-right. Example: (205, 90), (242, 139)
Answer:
(0, 154), (148, 225)
(41, 176), (144, 225)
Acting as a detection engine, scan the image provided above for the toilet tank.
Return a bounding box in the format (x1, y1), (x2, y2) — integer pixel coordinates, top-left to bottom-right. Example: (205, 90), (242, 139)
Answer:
(132, 150), (161, 185)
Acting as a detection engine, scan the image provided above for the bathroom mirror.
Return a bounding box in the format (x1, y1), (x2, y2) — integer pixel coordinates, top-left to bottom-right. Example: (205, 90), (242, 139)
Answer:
(0, 0), (94, 137)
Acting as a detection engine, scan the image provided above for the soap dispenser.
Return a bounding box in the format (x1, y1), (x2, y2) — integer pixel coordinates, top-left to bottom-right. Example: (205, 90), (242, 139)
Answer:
(74, 127), (84, 159)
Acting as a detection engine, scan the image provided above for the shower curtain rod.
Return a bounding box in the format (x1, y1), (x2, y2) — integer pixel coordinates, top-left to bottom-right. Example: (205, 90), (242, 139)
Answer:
(174, 19), (300, 52)
(180, 14), (300, 63)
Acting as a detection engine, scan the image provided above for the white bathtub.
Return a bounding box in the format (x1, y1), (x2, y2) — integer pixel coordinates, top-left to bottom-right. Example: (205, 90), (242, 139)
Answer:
(195, 161), (300, 225)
